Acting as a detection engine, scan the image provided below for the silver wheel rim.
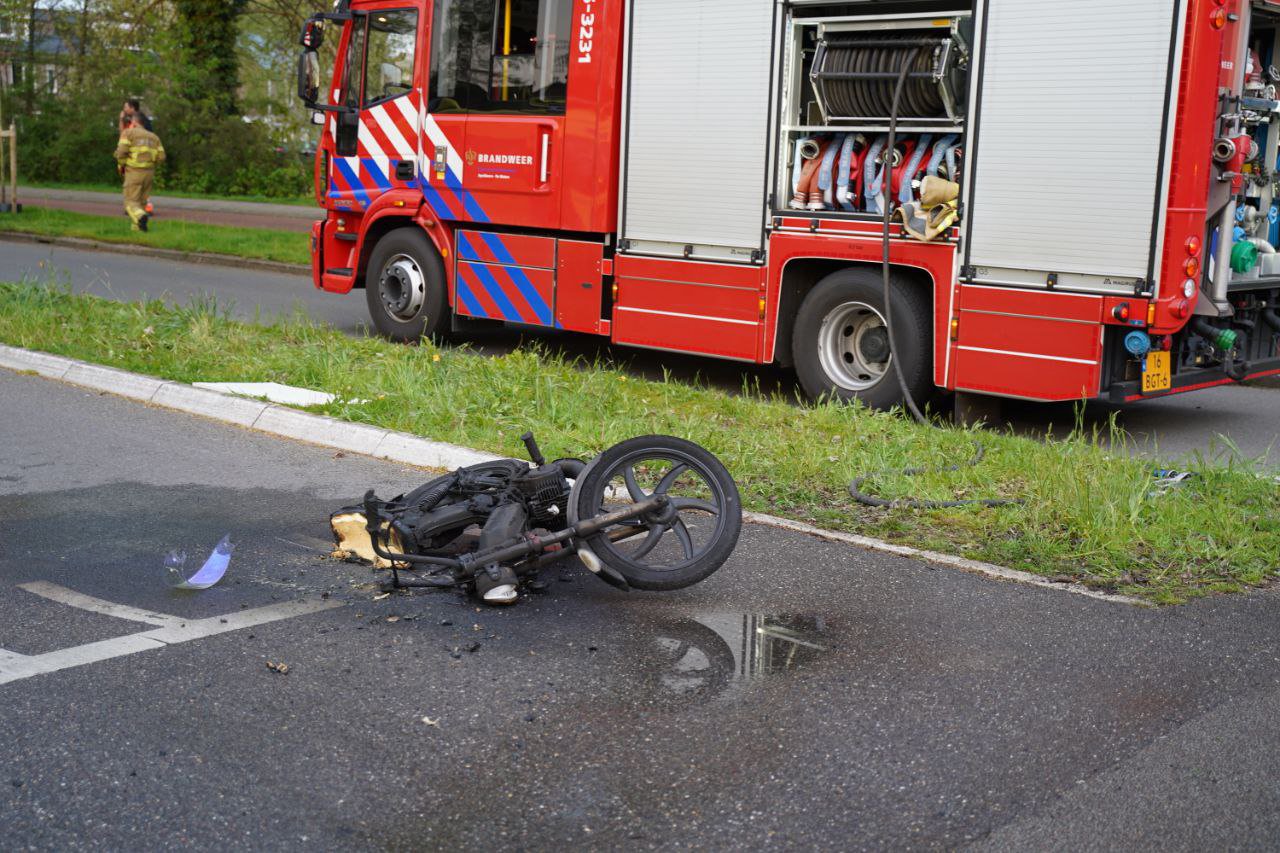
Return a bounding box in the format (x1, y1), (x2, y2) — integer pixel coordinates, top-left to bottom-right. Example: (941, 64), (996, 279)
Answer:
(378, 253), (427, 322)
(817, 301), (891, 392)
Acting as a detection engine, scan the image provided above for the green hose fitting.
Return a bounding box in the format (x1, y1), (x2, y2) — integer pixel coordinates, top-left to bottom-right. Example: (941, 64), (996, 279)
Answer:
(1231, 240), (1259, 273)
(1213, 327), (1241, 351)
(1192, 318), (1240, 352)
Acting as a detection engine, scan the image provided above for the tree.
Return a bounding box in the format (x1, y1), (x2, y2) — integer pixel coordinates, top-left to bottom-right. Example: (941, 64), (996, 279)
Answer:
(173, 0), (249, 114)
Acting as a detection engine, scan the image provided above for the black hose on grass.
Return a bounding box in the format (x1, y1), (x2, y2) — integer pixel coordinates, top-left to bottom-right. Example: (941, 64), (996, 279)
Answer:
(849, 445), (1025, 510)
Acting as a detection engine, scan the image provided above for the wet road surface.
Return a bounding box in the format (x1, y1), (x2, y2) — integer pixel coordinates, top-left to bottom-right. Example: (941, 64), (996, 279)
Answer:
(3, 238), (1278, 467)
(3, 369), (1280, 849)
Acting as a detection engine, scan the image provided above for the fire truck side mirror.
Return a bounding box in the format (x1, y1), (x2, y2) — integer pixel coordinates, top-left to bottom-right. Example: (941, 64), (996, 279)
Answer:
(297, 50), (321, 107)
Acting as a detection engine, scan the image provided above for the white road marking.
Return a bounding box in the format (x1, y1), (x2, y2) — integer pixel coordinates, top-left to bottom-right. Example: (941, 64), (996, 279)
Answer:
(0, 635), (167, 684)
(0, 588), (343, 686)
(139, 599), (339, 644)
(19, 580), (184, 627)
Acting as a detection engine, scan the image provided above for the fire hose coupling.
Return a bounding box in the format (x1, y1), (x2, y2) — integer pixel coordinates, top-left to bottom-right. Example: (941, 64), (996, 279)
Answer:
(1213, 134), (1256, 165)
(1213, 137), (1238, 164)
(1124, 331), (1153, 361)
(1192, 318), (1240, 352)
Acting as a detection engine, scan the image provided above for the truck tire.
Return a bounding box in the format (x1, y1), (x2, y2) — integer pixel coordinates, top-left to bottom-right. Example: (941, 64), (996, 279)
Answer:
(365, 227), (449, 342)
(791, 267), (933, 410)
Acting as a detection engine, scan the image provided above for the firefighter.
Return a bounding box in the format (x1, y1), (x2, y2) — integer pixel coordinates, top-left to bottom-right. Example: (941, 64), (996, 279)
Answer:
(120, 99), (156, 215)
(121, 98), (152, 131)
(114, 114), (164, 232)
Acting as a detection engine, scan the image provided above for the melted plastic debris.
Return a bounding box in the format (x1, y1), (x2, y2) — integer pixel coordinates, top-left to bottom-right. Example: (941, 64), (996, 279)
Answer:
(166, 534), (235, 589)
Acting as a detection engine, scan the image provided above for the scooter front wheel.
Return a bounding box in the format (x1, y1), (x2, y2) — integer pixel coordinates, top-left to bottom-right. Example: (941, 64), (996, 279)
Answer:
(570, 435), (742, 591)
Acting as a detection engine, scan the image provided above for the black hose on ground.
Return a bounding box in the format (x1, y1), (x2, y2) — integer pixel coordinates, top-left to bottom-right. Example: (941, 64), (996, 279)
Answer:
(849, 445), (1025, 510)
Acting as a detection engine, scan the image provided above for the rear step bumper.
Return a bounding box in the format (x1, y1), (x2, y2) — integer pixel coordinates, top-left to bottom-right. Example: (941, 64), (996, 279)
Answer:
(1107, 356), (1280, 403)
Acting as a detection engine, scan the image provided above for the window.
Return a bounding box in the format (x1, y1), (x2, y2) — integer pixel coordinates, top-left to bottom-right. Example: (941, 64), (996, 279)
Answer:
(337, 11), (417, 108)
(363, 10), (418, 105)
(429, 0), (571, 115)
(340, 18), (366, 108)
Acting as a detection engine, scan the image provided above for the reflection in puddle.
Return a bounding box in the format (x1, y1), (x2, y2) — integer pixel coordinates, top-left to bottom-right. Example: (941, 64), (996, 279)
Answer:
(645, 614), (830, 701)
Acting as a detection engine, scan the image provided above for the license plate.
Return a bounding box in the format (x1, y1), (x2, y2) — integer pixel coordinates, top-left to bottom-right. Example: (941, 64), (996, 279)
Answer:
(1142, 350), (1171, 394)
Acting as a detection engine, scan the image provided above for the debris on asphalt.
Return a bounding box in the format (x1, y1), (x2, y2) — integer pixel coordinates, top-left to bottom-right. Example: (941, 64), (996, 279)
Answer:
(165, 534), (235, 590)
(421, 716), (440, 727)
(265, 661), (290, 674)
(373, 592), (391, 601)
(386, 616), (400, 623)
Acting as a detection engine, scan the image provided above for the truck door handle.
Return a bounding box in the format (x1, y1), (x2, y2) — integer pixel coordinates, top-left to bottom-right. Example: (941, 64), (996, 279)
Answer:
(395, 160), (415, 181)
(539, 132), (551, 184)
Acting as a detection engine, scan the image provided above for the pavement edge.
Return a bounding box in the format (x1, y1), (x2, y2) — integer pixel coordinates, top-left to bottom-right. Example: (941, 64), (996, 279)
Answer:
(0, 342), (1150, 608)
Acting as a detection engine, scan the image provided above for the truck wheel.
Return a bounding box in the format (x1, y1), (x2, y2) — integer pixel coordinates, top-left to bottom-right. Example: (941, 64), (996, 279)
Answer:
(365, 228), (448, 342)
(791, 267), (933, 410)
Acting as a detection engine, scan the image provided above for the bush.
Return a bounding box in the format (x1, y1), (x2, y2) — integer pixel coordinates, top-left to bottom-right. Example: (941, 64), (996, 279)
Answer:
(10, 90), (311, 199)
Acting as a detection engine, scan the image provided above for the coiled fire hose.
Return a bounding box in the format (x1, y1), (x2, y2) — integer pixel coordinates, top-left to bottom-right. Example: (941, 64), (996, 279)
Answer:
(852, 48), (1023, 511)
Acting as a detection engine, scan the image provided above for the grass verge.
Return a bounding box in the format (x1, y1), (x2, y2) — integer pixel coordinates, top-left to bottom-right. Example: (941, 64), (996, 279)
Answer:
(2, 282), (1277, 604)
(0, 207), (310, 266)
(21, 181), (314, 206)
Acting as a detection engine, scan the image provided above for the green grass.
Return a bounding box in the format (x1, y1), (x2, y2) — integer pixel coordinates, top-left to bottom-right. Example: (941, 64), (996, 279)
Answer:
(2, 282), (1277, 604)
(22, 180), (314, 206)
(0, 207), (310, 266)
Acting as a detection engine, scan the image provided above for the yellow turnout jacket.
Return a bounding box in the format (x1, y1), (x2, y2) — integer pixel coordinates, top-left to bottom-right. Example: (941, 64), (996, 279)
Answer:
(115, 125), (165, 170)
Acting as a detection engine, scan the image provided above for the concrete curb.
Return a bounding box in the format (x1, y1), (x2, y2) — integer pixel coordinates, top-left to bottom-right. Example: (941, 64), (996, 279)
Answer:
(0, 342), (1150, 608)
(0, 231), (309, 276)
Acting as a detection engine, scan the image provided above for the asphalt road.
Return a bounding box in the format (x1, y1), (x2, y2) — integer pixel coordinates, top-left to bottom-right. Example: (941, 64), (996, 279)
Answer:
(3, 238), (1278, 467)
(3, 369), (1280, 849)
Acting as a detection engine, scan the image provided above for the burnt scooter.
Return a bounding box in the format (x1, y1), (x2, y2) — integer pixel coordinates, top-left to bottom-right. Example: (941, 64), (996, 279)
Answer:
(332, 434), (742, 604)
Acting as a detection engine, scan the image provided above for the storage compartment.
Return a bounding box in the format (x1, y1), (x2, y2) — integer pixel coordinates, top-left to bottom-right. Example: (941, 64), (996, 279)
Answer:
(775, 5), (972, 220)
(1218, 6), (1280, 288)
(961, 0), (1184, 295)
(618, 0), (779, 263)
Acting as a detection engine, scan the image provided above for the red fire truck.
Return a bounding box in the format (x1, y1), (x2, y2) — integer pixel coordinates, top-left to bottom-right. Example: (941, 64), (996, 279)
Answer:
(296, 0), (1280, 410)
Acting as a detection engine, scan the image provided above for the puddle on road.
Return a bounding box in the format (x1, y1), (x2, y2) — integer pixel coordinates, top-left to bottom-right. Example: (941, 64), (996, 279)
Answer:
(640, 613), (831, 702)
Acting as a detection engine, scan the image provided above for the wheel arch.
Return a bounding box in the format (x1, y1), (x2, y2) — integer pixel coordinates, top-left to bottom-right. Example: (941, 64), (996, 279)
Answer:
(355, 209), (455, 290)
(774, 257), (936, 367)
(354, 214), (418, 289)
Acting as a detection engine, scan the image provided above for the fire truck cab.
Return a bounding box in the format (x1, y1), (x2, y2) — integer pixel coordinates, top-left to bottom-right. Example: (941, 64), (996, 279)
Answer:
(297, 0), (1280, 409)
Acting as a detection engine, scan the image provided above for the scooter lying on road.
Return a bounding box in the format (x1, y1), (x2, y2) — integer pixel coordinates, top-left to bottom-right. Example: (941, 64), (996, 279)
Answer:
(331, 433), (742, 605)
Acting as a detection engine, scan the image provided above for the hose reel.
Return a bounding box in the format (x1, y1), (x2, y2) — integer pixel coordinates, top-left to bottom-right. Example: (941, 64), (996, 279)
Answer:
(810, 26), (968, 124)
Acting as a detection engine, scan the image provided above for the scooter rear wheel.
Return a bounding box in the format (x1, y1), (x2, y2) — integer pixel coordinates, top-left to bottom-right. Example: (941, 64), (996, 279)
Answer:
(570, 435), (741, 591)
